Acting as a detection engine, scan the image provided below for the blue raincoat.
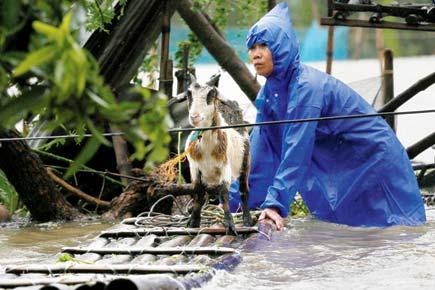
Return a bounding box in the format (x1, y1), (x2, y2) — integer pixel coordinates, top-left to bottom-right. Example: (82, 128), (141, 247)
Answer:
(229, 3), (426, 227)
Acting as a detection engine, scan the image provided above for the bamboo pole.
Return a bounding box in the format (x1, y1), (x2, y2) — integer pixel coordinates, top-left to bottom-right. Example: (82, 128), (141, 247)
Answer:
(378, 71), (435, 113)
(382, 49), (396, 131)
(106, 275), (184, 290)
(75, 237), (109, 263)
(5, 264), (205, 275)
(326, 26), (335, 75)
(376, 29), (385, 73)
(0, 276), (111, 288)
(61, 247), (237, 256)
(99, 226), (259, 237)
(159, 0), (173, 97)
(407, 131), (435, 160)
(95, 237), (137, 265)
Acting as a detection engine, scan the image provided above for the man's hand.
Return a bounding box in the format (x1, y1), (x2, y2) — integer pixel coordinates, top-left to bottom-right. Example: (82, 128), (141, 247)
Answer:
(258, 207), (284, 231)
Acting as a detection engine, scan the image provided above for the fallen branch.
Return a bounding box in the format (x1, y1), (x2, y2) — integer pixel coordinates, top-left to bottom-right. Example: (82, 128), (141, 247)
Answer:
(47, 168), (111, 208)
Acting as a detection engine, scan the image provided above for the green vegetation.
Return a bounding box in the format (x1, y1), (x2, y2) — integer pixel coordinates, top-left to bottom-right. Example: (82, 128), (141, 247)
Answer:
(174, 0), (268, 67)
(0, 0), (170, 178)
(0, 169), (21, 214)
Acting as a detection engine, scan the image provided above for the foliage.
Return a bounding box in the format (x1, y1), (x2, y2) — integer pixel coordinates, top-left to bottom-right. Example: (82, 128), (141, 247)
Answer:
(134, 41), (159, 88)
(290, 194), (310, 217)
(57, 253), (93, 264)
(82, 0), (127, 32)
(174, 0), (268, 68)
(0, 1), (170, 178)
(0, 169), (20, 213)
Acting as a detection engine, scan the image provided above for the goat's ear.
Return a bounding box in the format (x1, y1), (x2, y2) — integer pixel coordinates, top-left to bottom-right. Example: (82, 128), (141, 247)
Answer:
(206, 87), (218, 104)
(206, 72), (221, 87)
(167, 92), (187, 106)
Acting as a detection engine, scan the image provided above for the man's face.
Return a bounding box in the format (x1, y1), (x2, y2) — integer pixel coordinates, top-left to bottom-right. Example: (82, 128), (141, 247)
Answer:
(248, 43), (273, 77)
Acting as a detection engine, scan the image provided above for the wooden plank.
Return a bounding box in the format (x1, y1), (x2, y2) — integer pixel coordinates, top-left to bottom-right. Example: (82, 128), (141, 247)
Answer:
(5, 264), (206, 275)
(61, 246), (237, 255)
(99, 226), (259, 237)
(320, 17), (435, 32)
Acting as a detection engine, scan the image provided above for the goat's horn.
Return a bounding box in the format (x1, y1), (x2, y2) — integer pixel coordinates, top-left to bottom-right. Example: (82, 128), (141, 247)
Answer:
(167, 92), (187, 106)
(188, 73), (197, 85)
(206, 72), (221, 87)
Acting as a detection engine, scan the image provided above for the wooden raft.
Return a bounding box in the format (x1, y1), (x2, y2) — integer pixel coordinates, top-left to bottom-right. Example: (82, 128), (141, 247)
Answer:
(0, 219), (275, 290)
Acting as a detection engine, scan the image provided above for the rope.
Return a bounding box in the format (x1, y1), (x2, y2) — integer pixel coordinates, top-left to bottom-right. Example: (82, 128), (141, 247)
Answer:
(128, 191), (261, 229)
(152, 140), (198, 184)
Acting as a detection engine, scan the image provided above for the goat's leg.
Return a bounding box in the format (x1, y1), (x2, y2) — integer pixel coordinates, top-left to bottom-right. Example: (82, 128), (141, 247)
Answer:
(188, 172), (205, 228)
(239, 140), (253, 227)
(216, 183), (237, 236)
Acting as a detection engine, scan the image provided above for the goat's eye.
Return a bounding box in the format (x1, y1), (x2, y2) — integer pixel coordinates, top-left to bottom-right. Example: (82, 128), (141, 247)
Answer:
(206, 88), (217, 104)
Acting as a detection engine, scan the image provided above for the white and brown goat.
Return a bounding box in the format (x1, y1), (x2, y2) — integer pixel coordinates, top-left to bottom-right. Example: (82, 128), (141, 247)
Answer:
(180, 74), (252, 235)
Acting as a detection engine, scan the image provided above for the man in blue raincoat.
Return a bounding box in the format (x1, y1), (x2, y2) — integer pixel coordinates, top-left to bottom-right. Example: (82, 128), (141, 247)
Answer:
(229, 2), (426, 228)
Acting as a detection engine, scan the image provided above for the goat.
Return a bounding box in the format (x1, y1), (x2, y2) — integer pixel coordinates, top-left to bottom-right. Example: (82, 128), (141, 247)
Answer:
(178, 74), (252, 235)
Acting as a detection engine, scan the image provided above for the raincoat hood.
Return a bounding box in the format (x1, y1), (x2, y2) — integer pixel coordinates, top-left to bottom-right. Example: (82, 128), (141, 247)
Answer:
(246, 2), (300, 79)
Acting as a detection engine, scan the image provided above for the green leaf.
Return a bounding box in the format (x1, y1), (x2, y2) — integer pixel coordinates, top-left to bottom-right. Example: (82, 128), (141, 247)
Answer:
(60, 13), (72, 35)
(87, 90), (109, 108)
(0, 87), (48, 127)
(1, 0), (20, 31)
(32, 21), (61, 42)
(85, 117), (111, 146)
(64, 136), (101, 179)
(13, 45), (57, 76)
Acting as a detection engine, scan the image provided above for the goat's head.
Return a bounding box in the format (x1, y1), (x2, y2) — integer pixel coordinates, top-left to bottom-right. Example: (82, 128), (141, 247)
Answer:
(186, 73), (223, 128)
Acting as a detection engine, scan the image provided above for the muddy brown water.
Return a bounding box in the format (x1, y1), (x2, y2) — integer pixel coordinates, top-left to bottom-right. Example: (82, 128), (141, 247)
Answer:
(203, 207), (435, 290)
(1, 208), (435, 289)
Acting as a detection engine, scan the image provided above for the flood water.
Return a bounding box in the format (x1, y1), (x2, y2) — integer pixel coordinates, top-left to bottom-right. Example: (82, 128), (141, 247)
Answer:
(0, 220), (112, 273)
(204, 207), (435, 290)
(1, 209), (434, 289)
(1, 56), (434, 288)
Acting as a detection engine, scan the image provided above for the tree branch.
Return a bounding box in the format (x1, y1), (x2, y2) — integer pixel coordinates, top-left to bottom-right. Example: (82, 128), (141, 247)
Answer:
(47, 168), (110, 208)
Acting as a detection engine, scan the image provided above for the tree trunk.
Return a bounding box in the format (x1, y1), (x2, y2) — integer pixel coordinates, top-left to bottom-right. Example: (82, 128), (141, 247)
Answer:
(176, 0), (260, 101)
(84, 0), (177, 179)
(0, 128), (80, 221)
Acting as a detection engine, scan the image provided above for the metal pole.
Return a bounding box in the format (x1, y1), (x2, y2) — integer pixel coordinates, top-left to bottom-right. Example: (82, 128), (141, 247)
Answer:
(383, 49), (396, 131)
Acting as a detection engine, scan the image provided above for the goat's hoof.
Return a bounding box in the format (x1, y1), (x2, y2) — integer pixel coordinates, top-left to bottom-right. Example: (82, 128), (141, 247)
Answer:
(243, 214), (253, 227)
(187, 217), (200, 228)
(224, 222), (238, 236)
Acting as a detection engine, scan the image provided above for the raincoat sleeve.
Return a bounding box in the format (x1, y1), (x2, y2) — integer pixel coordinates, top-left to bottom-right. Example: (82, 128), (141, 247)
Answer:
(260, 103), (321, 217)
